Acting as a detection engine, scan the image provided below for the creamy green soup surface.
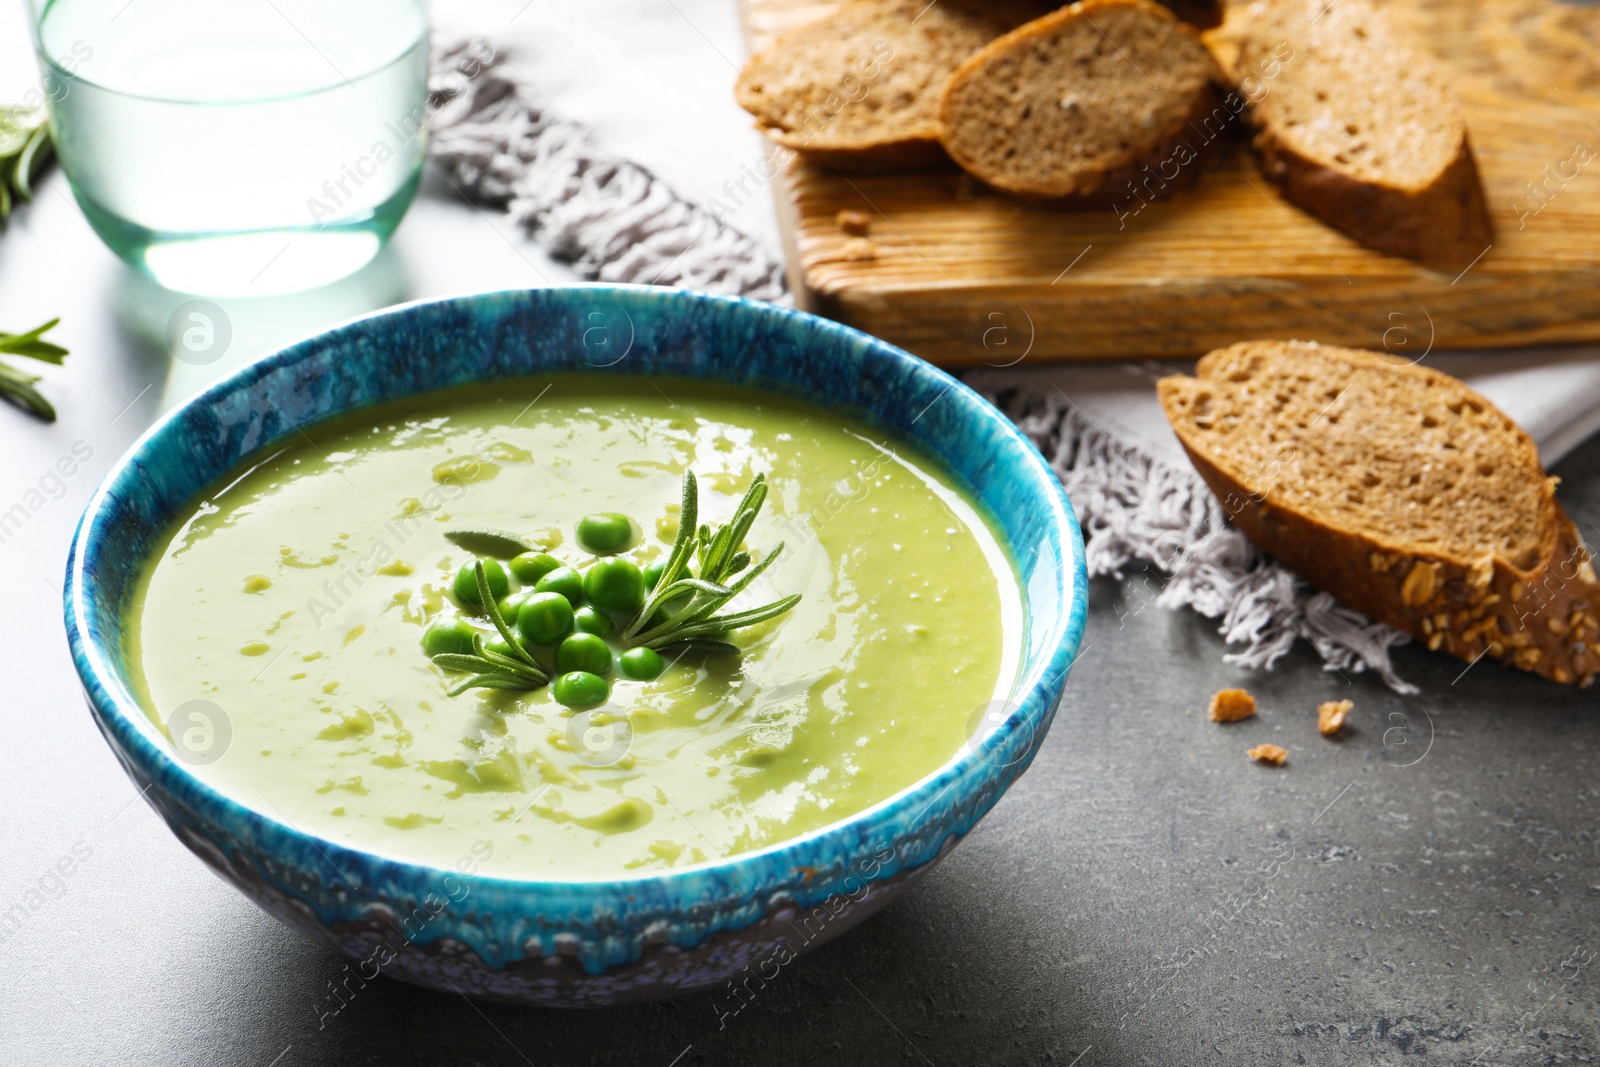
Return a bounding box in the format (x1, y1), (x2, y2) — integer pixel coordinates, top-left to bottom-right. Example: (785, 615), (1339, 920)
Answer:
(127, 378), (1022, 878)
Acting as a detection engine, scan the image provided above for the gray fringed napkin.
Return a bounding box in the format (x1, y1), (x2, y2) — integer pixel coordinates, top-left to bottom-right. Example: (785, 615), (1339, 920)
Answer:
(427, 40), (786, 303)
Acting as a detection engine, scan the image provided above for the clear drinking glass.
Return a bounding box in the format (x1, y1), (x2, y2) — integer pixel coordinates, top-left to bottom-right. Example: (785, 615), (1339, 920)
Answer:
(30, 0), (429, 296)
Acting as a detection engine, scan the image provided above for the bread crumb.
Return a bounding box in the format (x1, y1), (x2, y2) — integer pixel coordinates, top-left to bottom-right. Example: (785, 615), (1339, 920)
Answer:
(1248, 743), (1288, 766)
(1318, 699), (1353, 736)
(840, 237), (876, 261)
(835, 209), (871, 236)
(1208, 688), (1256, 722)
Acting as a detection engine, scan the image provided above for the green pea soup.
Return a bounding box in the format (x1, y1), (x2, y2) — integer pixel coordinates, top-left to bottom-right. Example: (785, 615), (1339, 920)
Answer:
(126, 378), (1024, 878)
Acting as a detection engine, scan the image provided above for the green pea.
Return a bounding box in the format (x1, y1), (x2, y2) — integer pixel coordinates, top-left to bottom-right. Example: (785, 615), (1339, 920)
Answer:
(583, 558), (646, 615)
(453, 559), (509, 608)
(556, 633), (612, 675)
(422, 618), (479, 657)
(484, 635), (516, 659)
(618, 647), (666, 681)
(643, 560), (666, 590)
(573, 606), (615, 638)
(534, 565), (585, 606)
(509, 552), (563, 584)
(496, 590), (531, 622)
(515, 591), (575, 646)
(553, 670), (608, 707)
(576, 512), (635, 554)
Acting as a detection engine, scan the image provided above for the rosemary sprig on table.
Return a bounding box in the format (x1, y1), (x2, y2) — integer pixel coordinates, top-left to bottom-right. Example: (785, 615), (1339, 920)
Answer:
(429, 562), (550, 695)
(0, 107), (53, 220)
(0, 319), (69, 422)
(0, 109), (68, 421)
(621, 471), (801, 654)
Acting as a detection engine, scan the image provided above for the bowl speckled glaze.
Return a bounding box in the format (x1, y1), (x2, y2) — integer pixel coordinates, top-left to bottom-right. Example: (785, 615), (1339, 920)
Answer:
(65, 286), (1087, 1008)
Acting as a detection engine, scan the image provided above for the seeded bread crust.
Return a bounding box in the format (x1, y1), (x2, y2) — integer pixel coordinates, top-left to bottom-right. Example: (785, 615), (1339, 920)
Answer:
(936, 0), (1226, 201)
(1236, 0), (1494, 271)
(1158, 341), (1600, 687)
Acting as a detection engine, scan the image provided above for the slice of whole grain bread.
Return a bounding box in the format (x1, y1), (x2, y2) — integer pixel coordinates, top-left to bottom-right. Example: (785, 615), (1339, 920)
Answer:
(936, 0), (1225, 201)
(1236, 0), (1494, 270)
(735, 0), (1038, 171)
(1158, 340), (1600, 687)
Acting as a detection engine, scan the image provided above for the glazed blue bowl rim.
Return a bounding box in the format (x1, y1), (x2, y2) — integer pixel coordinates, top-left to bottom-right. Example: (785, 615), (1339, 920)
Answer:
(65, 284), (1089, 893)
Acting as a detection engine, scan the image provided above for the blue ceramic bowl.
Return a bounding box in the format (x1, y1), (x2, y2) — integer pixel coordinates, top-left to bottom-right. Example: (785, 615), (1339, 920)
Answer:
(65, 286), (1087, 1007)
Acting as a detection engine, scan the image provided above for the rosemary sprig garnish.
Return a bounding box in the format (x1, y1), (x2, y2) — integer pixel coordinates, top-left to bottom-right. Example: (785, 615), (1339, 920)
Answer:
(443, 528), (536, 558)
(0, 319), (68, 422)
(426, 471), (801, 699)
(0, 107), (52, 221)
(432, 561), (550, 695)
(621, 471), (801, 653)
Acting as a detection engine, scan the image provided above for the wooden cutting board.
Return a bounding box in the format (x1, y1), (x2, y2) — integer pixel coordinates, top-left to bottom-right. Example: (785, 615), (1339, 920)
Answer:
(736, 0), (1600, 364)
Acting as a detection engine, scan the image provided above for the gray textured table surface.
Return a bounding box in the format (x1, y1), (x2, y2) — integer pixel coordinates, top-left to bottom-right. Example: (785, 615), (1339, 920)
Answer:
(4, 3), (1600, 1065)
